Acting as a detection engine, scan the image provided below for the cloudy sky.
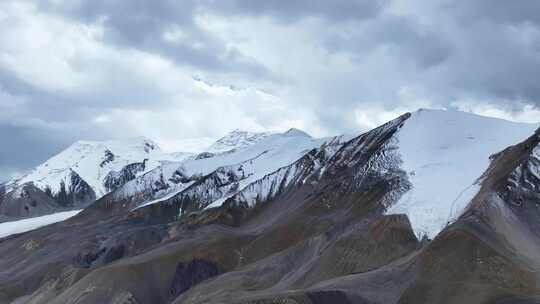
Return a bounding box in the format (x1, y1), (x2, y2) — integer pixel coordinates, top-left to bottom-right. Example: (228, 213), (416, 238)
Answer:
(1, 0), (540, 181)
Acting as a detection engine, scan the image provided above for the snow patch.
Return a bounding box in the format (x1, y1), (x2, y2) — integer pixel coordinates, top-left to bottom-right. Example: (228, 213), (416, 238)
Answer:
(386, 109), (538, 238)
(0, 210), (81, 239)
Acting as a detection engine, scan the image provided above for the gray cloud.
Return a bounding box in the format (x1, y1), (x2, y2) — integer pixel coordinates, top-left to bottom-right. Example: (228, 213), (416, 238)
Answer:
(1, 0), (540, 181)
(323, 14), (453, 69)
(38, 0), (269, 77)
(447, 0), (540, 26)
(208, 0), (385, 22)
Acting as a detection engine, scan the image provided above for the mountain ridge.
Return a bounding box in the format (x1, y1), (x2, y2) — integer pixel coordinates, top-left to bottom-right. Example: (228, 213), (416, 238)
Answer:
(1, 109), (540, 303)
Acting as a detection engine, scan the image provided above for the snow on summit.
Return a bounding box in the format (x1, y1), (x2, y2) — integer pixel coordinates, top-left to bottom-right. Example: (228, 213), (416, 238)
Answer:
(123, 128), (337, 210)
(0, 210), (82, 239)
(205, 128), (311, 154)
(205, 129), (273, 153)
(14, 137), (185, 198)
(387, 109), (539, 239)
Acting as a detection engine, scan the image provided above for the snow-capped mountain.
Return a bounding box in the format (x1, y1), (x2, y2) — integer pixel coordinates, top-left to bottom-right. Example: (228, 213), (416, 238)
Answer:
(205, 129), (273, 154)
(385, 109), (538, 238)
(1, 129), (328, 220)
(3, 109), (540, 304)
(4, 109), (537, 239)
(105, 129), (348, 213)
(128, 109), (538, 239)
(6, 137), (189, 210)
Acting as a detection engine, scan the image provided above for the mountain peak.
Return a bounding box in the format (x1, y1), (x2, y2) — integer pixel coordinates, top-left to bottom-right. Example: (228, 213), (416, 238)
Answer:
(206, 130), (272, 153)
(70, 136), (160, 152)
(283, 128), (311, 138)
(13, 136), (170, 199)
(386, 108), (538, 238)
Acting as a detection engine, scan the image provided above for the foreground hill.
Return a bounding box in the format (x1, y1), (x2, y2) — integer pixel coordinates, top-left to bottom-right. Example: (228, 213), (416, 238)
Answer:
(0, 109), (539, 304)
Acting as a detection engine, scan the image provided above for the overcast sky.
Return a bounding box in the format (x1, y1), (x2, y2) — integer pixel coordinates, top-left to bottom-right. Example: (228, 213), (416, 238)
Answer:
(2, 0), (540, 181)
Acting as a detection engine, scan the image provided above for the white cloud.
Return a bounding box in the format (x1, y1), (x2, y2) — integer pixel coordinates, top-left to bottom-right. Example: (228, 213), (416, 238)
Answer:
(452, 100), (540, 124)
(1, 0), (540, 177)
(0, 2), (103, 93)
(0, 1), (317, 154)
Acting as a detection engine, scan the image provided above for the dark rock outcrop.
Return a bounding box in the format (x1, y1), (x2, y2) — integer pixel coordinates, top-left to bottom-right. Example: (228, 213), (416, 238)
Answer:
(104, 160), (148, 192)
(169, 259), (220, 299)
(0, 183), (60, 220)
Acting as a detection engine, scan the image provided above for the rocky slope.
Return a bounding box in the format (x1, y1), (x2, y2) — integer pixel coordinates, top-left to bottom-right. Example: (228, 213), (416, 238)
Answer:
(0, 183), (60, 221)
(94, 129), (347, 219)
(0, 110), (539, 304)
(0, 130), (269, 220)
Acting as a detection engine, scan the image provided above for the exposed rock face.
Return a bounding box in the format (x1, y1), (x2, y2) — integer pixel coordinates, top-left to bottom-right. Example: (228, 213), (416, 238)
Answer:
(169, 259), (220, 299)
(99, 149), (115, 168)
(195, 152), (215, 160)
(0, 183), (60, 220)
(0, 113), (539, 304)
(65, 170), (96, 207)
(129, 114), (409, 226)
(104, 160), (148, 192)
(0, 170), (96, 221)
(44, 170), (97, 208)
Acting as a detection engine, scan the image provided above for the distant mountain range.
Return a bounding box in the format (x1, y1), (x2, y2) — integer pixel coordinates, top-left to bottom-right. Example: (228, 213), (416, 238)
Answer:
(0, 130), (297, 219)
(1, 109), (540, 304)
